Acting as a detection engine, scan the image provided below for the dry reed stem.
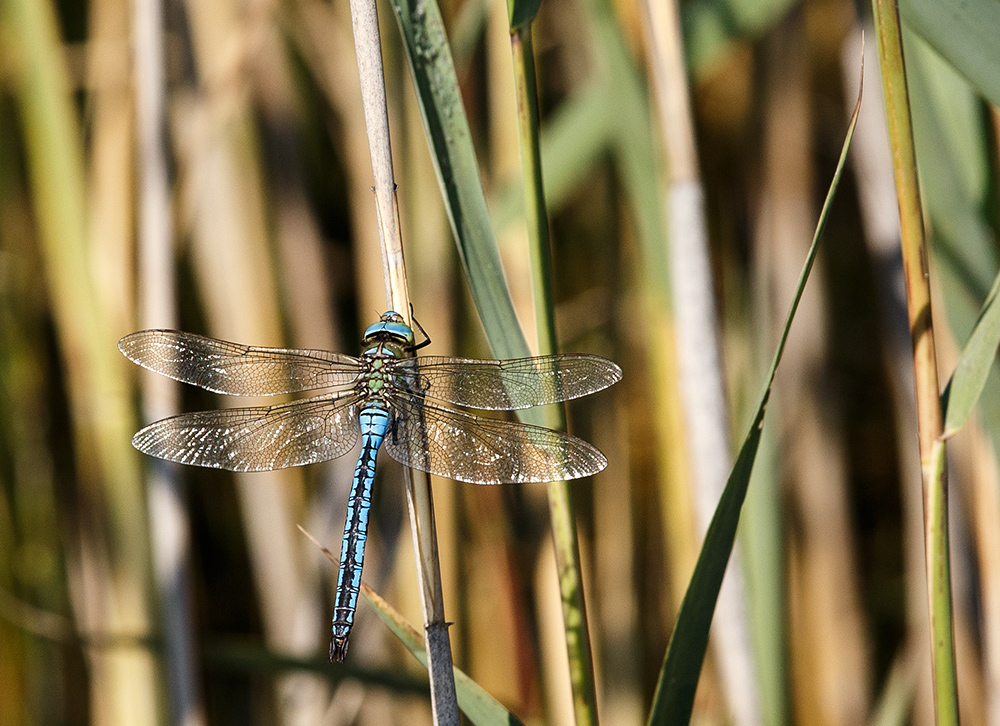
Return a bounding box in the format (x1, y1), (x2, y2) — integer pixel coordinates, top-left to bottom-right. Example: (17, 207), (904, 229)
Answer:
(841, 27), (936, 724)
(132, 0), (206, 722)
(399, 69), (466, 693)
(871, 1), (959, 722)
(346, 0), (458, 721)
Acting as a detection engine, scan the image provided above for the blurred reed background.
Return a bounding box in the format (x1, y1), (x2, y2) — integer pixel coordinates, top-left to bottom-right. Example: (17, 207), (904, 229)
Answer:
(0, 0), (998, 722)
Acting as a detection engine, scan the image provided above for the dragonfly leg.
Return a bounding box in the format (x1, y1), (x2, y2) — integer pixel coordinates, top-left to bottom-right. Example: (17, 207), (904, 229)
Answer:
(408, 309), (432, 352)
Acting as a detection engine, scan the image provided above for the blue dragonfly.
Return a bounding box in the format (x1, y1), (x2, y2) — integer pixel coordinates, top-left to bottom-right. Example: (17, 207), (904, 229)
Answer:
(119, 311), (621, 660)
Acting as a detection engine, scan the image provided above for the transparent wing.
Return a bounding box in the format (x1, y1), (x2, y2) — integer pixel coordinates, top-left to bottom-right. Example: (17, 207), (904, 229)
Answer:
(382, 396), (607, 484)
(391, 354), (621, 410)
(132, 391), (362, 472)
(119, 330), (361, 395)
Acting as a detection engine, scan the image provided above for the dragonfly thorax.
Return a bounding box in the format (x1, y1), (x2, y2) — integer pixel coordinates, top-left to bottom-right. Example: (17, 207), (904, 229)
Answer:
(364, 365), (388, 395)
(356, 348), (402, 400)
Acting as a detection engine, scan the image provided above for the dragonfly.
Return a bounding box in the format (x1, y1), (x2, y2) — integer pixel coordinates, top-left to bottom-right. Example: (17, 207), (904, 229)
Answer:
(119, 311), (621, 661)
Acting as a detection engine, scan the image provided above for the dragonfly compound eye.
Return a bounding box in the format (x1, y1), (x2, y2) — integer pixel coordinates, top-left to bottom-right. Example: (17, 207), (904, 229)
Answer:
(362, 314), (416, 349)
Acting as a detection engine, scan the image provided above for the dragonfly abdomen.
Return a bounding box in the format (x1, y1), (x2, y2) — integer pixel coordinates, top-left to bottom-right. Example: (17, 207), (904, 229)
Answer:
(330, 403), (389, 662)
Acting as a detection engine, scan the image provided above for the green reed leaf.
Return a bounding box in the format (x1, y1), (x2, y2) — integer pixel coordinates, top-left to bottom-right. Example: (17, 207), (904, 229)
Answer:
(646, 65), (862, 726)
(900, 0), (1000, 109)
(388, 0), (531, 363)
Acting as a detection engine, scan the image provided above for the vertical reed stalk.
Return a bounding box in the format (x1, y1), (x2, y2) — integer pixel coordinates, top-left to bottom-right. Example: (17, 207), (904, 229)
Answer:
(510, 24), (599, 726)
(182, 1), (327, 720)
(132, 0), (205, 723)
(871, 2), (960, 723)
(400, 71), (464, 679)
(4, 0), (161, 722)
(346, 0), (458, 721)
(841, 26), (933, 722)
(638, 0), (761, 721)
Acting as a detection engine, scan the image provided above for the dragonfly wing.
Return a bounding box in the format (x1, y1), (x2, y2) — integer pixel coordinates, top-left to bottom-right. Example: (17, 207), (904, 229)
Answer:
(132, 392), (362, 471)
(382, 397), (607, 484)
(392, 354), (621, 410)
(119, 330), (361, 395)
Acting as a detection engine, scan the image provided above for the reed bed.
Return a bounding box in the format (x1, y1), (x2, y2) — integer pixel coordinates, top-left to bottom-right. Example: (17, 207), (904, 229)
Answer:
(0, 0), (998, 723)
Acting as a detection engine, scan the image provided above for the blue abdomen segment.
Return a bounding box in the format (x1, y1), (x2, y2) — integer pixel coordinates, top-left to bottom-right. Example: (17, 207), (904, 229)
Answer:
(330, 403), (390, 662)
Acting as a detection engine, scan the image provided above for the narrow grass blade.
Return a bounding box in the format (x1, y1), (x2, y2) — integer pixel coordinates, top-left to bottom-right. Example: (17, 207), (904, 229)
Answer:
(646, 69), (862, 726)
(362, 583), (529, 726)
(388, 0), (531, 362)
(510, 22), (599, 726)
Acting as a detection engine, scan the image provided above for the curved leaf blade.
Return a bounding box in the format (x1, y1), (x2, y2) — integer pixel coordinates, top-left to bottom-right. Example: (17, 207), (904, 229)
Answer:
(646, 67), (862, 726)
(362, 584), (528, 726)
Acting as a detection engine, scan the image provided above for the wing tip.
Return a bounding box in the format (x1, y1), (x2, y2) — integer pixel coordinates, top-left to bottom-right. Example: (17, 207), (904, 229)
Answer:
(607, 360), (623, 384)
(559, 436), (608, 481)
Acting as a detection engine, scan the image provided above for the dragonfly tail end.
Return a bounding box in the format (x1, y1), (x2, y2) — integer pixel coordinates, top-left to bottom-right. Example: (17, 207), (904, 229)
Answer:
(330, 636), (349, 663)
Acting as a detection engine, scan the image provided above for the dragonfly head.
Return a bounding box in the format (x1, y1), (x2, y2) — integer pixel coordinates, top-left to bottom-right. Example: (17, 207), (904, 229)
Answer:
(361, 311), (415, 353)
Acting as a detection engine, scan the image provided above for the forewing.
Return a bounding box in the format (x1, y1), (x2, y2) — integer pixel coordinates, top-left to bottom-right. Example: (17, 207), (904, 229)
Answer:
(132, 392), (362, 471)
(382, 397), (607, 484)
(119, 330), (360, 395)
(392, 354), (621, 410)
